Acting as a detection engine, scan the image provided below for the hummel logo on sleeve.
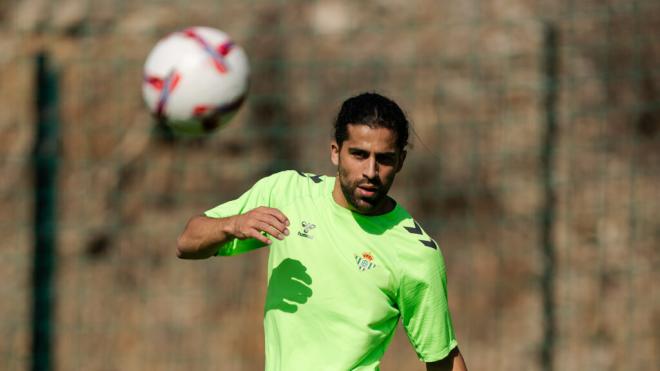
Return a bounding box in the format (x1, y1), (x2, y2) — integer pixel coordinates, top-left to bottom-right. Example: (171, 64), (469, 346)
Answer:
(296, 170), (323, 184)
(404, 220), (438, 249)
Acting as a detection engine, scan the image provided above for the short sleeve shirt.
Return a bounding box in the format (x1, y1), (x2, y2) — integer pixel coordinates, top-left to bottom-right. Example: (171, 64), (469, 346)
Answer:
(205, 170), (457, 370)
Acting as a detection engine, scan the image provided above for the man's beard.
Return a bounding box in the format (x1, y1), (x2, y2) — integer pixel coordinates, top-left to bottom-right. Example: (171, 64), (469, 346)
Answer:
(338, 167), (385, 214)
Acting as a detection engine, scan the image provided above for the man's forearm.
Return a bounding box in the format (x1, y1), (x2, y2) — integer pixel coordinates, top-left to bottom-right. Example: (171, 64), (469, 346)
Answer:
(426, 347), (467, 371)
(176, 215), (235, 259)
(177, 207), (290, 259)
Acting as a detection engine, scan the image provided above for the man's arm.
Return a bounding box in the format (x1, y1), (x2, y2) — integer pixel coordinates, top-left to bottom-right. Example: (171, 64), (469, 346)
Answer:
(176, 207), (289, 259)
(426, 347), (467, 371)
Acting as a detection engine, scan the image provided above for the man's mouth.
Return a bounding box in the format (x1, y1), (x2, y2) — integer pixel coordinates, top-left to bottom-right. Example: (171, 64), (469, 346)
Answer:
(357, 185), (378, 198)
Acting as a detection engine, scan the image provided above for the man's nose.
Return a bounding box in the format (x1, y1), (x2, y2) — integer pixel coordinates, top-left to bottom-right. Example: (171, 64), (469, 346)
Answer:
(363, 157), (378, 179)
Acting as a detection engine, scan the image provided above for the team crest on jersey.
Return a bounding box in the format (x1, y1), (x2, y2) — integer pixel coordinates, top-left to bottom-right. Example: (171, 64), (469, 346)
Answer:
(354, 252), (376, 271)
(297, 221), (316, 239)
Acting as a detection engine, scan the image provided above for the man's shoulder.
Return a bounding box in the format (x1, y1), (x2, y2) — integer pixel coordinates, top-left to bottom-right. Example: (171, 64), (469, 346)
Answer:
(386, 212), (447, 281)
(256, 170), (332, 203)
(259, 169), (332, 188)
(387, 209), (441, 254)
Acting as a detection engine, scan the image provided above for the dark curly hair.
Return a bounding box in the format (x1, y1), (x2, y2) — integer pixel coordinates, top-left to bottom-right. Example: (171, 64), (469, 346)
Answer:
(334, 92), (409, 151)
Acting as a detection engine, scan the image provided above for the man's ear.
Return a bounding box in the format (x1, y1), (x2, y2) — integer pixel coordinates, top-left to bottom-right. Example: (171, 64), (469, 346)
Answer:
(396, 150), (407, 173)
(330, 141), (340, 166)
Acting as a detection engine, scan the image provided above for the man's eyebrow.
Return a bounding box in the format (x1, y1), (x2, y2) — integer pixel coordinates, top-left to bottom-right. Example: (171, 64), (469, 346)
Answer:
(347, 147), (397, 156)
(377, 151), (397, 156)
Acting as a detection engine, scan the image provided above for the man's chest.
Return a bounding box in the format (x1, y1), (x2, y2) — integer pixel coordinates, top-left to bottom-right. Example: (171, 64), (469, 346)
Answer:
(268, 200), (400, 307)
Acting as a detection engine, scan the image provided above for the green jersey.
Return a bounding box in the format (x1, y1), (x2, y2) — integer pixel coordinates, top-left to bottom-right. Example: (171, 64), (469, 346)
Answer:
(205, 170), (457, 370)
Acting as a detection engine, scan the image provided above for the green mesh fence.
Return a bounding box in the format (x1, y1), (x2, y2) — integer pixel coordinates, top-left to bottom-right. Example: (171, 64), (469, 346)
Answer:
(1, 1), (658, 370)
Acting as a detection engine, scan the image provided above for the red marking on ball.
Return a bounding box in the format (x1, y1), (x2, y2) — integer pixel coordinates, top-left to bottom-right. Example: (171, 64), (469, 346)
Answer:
(193, 105), (209, 116)
(169, 72), (181, 91)
(217, 41), (234, 56)
(182, 28), (197, 38)
(212, 60), (227, 74)
(145, 76), (164, 90)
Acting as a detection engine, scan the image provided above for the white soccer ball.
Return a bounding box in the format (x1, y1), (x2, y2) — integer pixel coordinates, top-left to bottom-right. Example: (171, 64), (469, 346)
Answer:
(142, 26), (250, 136)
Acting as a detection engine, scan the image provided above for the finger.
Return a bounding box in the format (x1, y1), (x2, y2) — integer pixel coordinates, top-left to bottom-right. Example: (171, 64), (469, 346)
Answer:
(254, 221), (286, 240)
(256, 214), (289, 236)
(262, 207), (290, 226)
(248, 209), (288, 235)
(247, 228), (272, 245)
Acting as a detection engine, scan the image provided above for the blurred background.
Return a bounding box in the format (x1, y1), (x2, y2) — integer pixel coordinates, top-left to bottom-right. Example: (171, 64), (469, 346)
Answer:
(1, 0), (659, 370)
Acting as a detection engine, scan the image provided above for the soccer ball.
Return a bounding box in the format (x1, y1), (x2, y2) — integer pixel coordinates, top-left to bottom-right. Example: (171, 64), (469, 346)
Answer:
(142, 26), (250, 136)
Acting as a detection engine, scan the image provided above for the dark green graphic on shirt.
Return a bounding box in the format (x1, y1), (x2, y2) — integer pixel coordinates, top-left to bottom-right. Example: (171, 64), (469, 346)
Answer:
(296, 170), (323, 183)
(265, 258), (313, 314)
(404, 220), (438, 249)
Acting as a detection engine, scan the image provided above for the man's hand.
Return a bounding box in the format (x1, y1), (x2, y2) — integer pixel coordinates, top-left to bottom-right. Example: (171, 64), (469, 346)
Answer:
(176, 207), (289, 259)
(229, 206), (290, 245)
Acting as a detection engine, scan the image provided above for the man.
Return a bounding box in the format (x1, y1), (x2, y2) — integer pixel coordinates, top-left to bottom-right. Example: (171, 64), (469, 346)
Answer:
(177, 93), (468, 371)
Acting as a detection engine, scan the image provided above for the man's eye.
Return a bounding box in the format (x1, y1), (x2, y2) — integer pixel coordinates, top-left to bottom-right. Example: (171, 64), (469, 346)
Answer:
(378, 156), (396, 165)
